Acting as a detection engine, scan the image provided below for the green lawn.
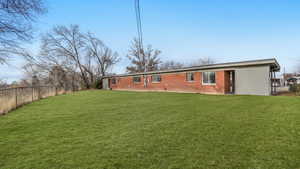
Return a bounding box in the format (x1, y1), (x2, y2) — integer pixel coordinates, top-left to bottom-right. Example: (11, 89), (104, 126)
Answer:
(0, 90), (300, 169)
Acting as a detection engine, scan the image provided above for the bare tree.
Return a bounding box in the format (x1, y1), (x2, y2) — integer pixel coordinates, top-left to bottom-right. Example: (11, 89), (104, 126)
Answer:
(40, 25), (92, 88)
(48, 65), (66, 88)
(296, 62), (300, 74)
(47, 65), (82, 91)
(0, 79), (7, 88)
(191, 57), (216, 66)
(159, 60), (184, 70)
(23, 57), (51, 81)
(19, 78), (31, 87)
(23, 60), (82, 90)
(83, 50), (96, 86)
(86, 33), (120, 77)
(31, 75), (40, 86)
(158, 57), (216, 70)
(0, 0), (46, 64)
(126, 38), (161, 73)
(22, 38), (77, 85)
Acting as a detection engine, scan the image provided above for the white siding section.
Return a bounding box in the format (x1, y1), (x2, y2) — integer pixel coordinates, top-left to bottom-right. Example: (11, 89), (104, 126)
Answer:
(235, 66), (271, 96)
(102, 78), (110, 90)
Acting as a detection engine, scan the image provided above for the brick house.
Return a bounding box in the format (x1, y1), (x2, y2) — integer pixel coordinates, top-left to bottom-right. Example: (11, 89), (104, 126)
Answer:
(103, 58), (280, 96)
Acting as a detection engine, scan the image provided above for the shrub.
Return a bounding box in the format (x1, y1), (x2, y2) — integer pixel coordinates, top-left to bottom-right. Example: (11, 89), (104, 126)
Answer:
(289, 84), (300, 95)
(93, 78), (103, 89)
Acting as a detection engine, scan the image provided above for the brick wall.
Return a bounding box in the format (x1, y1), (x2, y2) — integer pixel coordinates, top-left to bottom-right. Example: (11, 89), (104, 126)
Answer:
(224, 71), (231, 93)
(110, 71), (230, 94)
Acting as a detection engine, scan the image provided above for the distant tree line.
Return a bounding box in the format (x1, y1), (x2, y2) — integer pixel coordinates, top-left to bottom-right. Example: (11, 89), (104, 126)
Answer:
(0, 79), (7, 88)
(125, 38), (217, 73)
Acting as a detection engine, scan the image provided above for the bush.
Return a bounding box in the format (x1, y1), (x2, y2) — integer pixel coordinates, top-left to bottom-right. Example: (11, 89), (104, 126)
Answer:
(289, 84), (300, 95)
(93, 78), (103, 89)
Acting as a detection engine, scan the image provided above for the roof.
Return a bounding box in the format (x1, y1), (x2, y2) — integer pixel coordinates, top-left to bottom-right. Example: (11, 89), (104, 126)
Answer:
(105, 58), (280, 78)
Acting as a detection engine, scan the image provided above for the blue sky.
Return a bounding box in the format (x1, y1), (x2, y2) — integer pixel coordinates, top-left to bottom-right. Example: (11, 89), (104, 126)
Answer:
(1, 0), (300, 82)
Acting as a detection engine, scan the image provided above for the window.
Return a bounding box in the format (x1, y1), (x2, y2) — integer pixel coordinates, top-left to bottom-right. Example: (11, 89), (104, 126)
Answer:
(152, 74), (161, 83)
(186, 72), (194, 81)
(133, 76), (141, 83)
(111, 78), (116, 84)
(202, 72), (216, 85)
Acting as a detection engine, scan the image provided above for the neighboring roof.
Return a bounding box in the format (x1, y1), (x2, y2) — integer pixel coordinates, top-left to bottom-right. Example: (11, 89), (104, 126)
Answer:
(287, 77), (298, 81)
(106, 58), (280, 78)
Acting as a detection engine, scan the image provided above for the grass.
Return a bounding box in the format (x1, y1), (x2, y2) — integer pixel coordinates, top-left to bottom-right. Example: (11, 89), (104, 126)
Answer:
(0, 90), (300, 169)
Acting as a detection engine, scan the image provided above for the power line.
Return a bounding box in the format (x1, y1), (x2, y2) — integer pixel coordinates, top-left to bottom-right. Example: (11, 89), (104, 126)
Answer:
(134, 0), (143, 52)
(134, 0), (146, 74)
(134, 0), (148, 87)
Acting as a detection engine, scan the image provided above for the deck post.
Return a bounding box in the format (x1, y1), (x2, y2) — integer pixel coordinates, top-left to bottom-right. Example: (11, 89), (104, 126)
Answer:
(274, 71), (276, 95)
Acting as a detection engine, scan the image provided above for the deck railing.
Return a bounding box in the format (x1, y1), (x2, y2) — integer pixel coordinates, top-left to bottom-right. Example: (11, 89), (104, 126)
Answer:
(0, 86), (73, 115)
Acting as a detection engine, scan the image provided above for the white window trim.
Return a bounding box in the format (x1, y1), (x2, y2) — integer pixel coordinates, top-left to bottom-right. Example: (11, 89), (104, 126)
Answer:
(152, 75), (161, 83)
(186, 72), (195, 82)
(111, 78), (117, 85)
(133, 76), (141, 83)
(202, 72), (216, 85)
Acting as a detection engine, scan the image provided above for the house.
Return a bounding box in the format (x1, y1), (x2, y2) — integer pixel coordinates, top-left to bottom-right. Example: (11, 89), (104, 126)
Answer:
(283, 73), (300, 86)
(103, 58), (280, 96)
(287, 76), (300, 85)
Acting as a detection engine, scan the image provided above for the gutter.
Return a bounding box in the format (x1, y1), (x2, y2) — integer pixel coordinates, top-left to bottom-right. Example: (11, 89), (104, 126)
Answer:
(104, 58), (280, 78)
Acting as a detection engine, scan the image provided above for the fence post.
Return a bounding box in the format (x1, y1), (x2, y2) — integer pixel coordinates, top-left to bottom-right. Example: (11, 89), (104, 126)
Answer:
(15, 88), (17, 108)
(38, 86), (41, 99)
(32, 87), (34, 102)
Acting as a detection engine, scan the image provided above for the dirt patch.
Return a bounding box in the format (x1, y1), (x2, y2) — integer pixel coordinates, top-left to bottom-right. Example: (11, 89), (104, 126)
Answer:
(276, 91), (299, 96)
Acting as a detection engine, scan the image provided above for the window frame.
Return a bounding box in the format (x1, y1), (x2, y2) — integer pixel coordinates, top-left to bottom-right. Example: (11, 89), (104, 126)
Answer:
(202, 72), (216, 85)
(133, 76), (141, 83)
(151, 74), (162, 83)
(111, 78), (117, 85)
(186, 72), (195, 82)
